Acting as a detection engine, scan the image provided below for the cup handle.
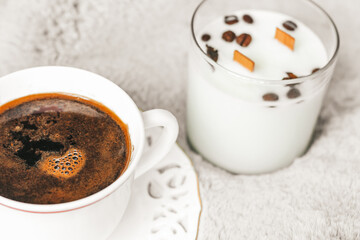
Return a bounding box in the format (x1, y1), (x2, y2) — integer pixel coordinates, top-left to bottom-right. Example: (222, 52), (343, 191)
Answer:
(134, 109), (179, 179)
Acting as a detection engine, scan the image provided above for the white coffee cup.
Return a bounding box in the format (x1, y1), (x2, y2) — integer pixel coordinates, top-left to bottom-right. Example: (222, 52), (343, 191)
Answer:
(0, 66), (179, 240)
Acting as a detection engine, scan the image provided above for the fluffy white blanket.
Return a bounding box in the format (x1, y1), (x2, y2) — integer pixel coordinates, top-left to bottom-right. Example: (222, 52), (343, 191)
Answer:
(0, 0), (359, 239)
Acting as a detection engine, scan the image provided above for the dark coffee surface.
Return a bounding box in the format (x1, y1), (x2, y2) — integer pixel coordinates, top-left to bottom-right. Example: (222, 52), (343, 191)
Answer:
(0, 94), (130, 204)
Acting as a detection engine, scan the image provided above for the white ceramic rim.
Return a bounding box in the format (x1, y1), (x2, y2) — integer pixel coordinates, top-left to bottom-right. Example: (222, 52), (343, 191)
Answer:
(0, 66), (145, 213)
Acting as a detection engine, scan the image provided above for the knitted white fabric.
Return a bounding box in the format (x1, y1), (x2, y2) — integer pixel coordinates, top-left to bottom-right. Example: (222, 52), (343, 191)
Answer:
(0, 0), (359, 239)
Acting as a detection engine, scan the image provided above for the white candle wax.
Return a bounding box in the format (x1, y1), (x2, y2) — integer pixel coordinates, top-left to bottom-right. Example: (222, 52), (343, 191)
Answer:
(199, 10), (327, 81)
(187, 10), (330, 174)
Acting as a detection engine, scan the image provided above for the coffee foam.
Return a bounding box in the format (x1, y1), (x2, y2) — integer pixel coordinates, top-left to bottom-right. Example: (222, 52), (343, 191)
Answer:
(39, 148), (85, 179)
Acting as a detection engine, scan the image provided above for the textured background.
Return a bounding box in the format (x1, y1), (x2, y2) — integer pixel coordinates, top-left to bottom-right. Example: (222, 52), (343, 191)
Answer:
(0, 0), (359, 239)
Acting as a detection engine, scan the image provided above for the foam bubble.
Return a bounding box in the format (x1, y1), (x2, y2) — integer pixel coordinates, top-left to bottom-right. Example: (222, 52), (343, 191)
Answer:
(39, 148), (85, 179)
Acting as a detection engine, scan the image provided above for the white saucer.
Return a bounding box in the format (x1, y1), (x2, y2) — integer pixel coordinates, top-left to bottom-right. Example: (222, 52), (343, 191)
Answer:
(108, 128), (202, 240)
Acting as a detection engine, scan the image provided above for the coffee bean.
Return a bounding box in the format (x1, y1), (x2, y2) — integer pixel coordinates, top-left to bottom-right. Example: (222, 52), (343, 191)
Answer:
(287, 88), (301, 99)
(243, 14), (254, 24)
(236, 33), (252, 47)
(283, 20), (297, 31)
(263, 93), (279, 102)
(206, 45), (218, 62)
(222, 30), (236, 42)
(225, 15), (239, 25)
(312, 68), (320, 74)
(201, 34), (211, 42)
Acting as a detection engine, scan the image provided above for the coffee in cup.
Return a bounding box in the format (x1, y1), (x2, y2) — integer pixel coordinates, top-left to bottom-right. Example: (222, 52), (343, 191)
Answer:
(0, 93), (131, 204)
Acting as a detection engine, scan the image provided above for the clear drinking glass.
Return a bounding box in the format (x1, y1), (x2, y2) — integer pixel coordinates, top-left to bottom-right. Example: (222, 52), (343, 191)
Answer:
(186, 0), (339, 174)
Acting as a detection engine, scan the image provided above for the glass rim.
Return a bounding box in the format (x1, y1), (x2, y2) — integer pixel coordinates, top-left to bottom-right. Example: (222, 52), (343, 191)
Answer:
(190, 0), (340, 86)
